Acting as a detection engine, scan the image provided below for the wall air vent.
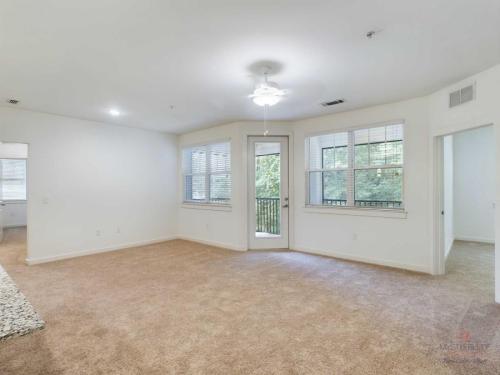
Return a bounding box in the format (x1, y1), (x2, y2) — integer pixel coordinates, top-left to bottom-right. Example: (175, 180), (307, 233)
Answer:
(321, 99), (345, 107)
(449, 84), (475, 108)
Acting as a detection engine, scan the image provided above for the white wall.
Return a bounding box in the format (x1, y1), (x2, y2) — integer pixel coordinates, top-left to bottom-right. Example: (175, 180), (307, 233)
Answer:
(178, 98), (432, 273)
(0, 142), (28, 158)
(443, 135), (454, 258)
(0, 107), (178, 263)
(1, 64), (497, 300)
(453, 126), (495, 243)
(177, 121), (293, 251)
(428, 63), (500, 303)
(293, 98), (431, 273)
(179, 63), (500, 302)
(178, 122), (244, 250)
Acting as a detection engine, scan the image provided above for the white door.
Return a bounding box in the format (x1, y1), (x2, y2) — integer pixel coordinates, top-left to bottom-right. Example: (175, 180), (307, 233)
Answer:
(248, 136), (289, 249)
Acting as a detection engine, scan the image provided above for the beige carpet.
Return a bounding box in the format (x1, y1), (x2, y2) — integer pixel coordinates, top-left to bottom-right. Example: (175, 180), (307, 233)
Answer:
(0, 228), (499, 374)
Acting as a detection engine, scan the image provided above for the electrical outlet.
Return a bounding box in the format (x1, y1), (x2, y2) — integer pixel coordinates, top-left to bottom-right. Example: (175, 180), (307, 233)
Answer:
(116, 227), (121, 234)
(96, 230), (101, 237)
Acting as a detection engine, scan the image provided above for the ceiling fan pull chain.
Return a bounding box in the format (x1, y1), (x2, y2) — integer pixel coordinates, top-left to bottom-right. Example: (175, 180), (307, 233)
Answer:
(264, 104), (269, 136)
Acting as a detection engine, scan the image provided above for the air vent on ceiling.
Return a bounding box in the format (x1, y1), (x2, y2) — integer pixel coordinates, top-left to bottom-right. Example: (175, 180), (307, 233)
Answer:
(6, 99), (20, 105)
(449, 84), (474, 108)
(321, 99), (345, 107)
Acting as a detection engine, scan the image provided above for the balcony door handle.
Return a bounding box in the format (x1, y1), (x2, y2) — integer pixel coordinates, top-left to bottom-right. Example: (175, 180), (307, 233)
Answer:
(282, 204), (289, 208)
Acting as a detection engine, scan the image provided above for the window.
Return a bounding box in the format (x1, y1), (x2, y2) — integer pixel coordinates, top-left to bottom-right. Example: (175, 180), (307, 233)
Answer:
(306, 123), (404, 209)
(182, 141), (231, 204)
(0, 159), (27, 201)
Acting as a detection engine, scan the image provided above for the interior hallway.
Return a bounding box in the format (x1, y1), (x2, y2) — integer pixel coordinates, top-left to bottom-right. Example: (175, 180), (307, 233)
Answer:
(0, 227), (499, 374)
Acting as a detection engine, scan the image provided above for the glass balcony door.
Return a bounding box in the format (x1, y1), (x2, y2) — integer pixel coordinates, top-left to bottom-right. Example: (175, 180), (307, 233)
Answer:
(248, 136), (289, 249)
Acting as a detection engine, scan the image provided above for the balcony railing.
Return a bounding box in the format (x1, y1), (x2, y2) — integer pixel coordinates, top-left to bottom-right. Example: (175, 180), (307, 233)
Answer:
(322, 199), (402, 208)
(209, 198), (231, 204)
(256, 197), (280, 235)
(256, 197), (402, 235)
(322, 199), (347, 206)
(355, 200), (403, 208)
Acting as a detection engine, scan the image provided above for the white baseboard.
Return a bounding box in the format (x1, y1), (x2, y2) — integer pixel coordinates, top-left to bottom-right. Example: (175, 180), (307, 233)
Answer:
(454, 235), (495, 244)
(176, 235), (247, 252)
(24, 234), (431, 274)
(444, 239), (454, 261)
(25, 236), (177, 265)
(291, 245), (431, 274)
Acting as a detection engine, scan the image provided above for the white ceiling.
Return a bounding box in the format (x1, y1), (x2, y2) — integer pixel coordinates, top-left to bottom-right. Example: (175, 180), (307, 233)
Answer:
(1, 0), (499, 134)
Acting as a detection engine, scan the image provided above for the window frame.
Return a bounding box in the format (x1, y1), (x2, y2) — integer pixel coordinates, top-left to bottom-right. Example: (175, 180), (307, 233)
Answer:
(305, 121), (405, 211)
(320, 145), (349, 206)
(182, 140), (232, 206)
(0, 158), (28, 202)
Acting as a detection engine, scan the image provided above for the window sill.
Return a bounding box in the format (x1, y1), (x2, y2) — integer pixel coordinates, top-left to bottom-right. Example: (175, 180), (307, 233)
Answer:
(181, 202), (232, 212)
(304, 205), (407, 219)
(0, 200), (27, 205)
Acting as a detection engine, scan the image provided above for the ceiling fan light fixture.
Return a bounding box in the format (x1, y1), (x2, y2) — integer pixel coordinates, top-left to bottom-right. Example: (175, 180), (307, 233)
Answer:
(252, 94), (282, 107)
(250, 81), (285, 107)
(109, 108), (121, 116)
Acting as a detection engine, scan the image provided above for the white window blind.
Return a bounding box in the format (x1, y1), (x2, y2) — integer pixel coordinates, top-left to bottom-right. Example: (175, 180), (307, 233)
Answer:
(0, 159), (27, 201)
(306, 123), (404, 209)
(182, 141), (231, 204)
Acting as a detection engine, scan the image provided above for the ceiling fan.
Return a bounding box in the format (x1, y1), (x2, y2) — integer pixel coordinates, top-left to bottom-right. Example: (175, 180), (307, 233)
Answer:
(249, 69), (286, 107)
(249, 68), (286, 136)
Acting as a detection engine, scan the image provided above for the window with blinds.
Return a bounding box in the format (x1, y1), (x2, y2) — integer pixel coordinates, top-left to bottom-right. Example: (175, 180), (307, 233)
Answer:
(182, 141), (231, 204)
(306, 123), (404, 209)
(0, 159), (27, 201)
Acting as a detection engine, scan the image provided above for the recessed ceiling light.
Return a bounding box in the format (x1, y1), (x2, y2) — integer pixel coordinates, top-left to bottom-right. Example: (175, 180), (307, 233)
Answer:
(109, 108), (121, 116)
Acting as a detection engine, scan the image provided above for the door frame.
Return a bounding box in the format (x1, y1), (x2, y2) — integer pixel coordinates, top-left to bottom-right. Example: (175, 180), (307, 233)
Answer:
(433, 135), (446, 275)
(433, 123), (496, 275)
(241, 130), (294, 251)
(0, 141), (30, 261)
(247, 136), (289, 249)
